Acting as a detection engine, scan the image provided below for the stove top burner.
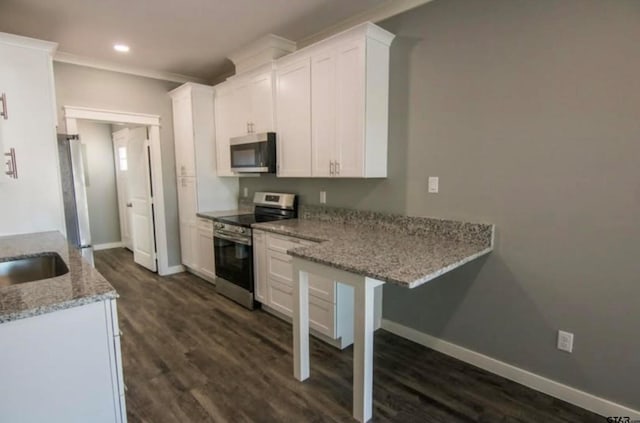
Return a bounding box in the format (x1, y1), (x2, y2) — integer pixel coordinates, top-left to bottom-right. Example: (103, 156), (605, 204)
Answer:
(215, 214), (288, 228)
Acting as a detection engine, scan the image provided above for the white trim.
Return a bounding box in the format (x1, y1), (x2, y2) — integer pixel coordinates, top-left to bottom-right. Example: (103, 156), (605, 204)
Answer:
(381, 319), (640, 419)
(0, 32), (57, 52)
(298, 0), (435, 47)
(161, 265), (186, 276)
(92, 242), (124, 251)
(54, 51), (207, 84)
(63, 106), (172, 277)
(64, 106), (160, 126)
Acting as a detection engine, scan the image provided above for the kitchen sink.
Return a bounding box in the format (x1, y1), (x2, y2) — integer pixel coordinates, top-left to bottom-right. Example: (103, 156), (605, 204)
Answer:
(0, 253), (69, 287)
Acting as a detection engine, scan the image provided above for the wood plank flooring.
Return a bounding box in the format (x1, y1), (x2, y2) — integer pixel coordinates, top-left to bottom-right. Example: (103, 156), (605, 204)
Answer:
(95, 248), (603, 423)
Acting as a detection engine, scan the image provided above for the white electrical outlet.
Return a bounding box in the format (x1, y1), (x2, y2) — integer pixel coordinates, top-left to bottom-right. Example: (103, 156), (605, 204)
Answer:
(557, 330), (574, 353)
(320, 191), (327, 204)
(428, 176), (439, 193)
(243, 187), (248, 197)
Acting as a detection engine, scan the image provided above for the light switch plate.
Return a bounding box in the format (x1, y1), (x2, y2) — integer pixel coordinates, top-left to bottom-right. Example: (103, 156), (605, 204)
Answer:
(428, 177), (439, 193)
(320, 191), (327, 204)
(243, 187), (248, 197)
(557, 330), (574, 353)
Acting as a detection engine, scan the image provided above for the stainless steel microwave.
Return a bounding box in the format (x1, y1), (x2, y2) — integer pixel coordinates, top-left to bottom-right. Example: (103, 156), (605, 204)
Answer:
(229, 132), (276, 173)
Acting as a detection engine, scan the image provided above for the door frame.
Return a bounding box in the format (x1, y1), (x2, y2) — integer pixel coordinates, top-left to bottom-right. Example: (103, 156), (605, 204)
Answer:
(63, 105), (172, 275)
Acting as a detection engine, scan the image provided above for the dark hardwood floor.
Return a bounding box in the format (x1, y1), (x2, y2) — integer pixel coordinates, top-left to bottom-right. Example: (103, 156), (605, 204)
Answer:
(95, 248), (603, 423)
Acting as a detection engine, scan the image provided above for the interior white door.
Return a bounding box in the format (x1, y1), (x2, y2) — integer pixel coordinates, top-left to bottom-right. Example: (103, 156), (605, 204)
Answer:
(112, 128), (133, 250)
(127, 127), (157, 272)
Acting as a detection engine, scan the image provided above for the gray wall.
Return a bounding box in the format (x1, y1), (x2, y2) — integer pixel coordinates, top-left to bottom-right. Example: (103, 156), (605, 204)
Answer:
(53, 63), (182, 266)
(76, 120), (120, 245)
(241, 0), (640, 410)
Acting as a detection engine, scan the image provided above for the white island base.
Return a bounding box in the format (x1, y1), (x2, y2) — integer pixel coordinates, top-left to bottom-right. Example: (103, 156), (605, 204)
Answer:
(292, 257), (384, 423)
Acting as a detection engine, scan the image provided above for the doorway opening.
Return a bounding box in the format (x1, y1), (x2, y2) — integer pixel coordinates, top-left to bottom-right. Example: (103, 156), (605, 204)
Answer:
(63, 106), (170, 274)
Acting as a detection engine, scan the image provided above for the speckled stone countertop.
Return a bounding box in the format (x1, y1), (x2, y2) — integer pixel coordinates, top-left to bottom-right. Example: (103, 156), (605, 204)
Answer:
(252, 206), (495, 288)
(0, 231), (117, 323)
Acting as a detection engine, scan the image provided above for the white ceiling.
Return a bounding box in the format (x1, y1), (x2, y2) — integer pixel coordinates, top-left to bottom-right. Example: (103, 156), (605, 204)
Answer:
(0, 0), (391, 82)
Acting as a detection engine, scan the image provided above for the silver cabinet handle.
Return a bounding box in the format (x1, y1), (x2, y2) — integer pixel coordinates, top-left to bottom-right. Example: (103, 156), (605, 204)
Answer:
(329, 161), (334, 176)
(180, 164), (186, 176)
(126, 202), (133, 208)
(335, 161), (340, 175)
(4, 148), (17, 179)
(0, 93), (7, 120)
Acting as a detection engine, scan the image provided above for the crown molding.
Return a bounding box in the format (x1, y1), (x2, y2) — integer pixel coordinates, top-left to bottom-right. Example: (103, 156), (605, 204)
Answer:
(53, 51), (207, 84)
(297, 0), (435, 48)
(0, 32), (57, 53)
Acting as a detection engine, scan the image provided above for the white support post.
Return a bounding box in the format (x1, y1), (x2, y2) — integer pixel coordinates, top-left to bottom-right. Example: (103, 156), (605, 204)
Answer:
(292, 260), (310, 381)
(353, 277), (383, 422)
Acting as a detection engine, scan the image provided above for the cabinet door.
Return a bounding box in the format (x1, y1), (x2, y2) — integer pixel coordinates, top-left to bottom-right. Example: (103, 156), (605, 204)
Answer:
(275, 57), (312, 177)
(253, 230), (267, 303)
(311, 49), (336, 177)
(177, 177), (197, 224)
(214, 88), (237, 176)
(249, 72), (274, 134)
(0, 42), (62, 235)
(335, 39), (366, 177)
(197, 229), (215, 279)
(177, 177), (197, 268)
(172, 92), (196, 177)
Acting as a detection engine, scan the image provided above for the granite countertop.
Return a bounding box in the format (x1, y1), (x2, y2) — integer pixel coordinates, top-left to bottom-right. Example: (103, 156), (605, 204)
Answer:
(0, 231), (117, 323)
(252, 209), (494, 289)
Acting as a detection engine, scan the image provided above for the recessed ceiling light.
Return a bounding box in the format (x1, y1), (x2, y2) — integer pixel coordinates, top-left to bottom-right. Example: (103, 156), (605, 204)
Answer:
(113, 44), (130, 53)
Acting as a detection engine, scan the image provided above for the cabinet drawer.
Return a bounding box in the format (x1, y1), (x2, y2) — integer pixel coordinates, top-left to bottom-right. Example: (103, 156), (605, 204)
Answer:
(266, 250), (336, 303)
(308, 273), (335, 303)
(267, 279), (336, 338)
(267, 233), (314, 254)
(267, 250), (293, 286)
(268, 279), (293, 315)
(309, 297), (336, 338)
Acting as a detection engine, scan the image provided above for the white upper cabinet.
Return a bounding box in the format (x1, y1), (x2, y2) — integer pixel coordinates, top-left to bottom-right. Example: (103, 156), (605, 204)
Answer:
(0, 33), (63, 236)
(213, 84), (238, 176)
(278, 22), (394, 178)
(172, 91), (196, 177)
(275, 57), (312, 177)
(311, 49), (336, 177)
(213, 65), (275, 176)
(212, 22), (393, 179)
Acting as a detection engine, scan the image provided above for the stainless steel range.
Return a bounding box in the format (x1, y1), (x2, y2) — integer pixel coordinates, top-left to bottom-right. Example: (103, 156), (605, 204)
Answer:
(213, 192), (297, 309)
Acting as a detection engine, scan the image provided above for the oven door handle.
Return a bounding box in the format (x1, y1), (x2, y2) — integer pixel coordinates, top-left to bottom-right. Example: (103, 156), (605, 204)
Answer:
(214, 232), (252, 246)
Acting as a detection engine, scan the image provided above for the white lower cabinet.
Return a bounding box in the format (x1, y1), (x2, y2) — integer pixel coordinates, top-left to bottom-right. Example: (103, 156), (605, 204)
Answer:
(253, 230), (355, 349)
(0, 299), (127, 423)
(196, 219), (215, 281)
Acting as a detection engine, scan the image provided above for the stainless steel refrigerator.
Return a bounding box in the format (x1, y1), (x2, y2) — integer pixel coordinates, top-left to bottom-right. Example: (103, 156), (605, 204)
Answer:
(57, 134), (94, 266)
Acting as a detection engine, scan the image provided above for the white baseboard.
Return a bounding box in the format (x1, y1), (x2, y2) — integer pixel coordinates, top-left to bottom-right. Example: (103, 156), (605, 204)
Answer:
(92, 242), (124, 251)
(381, 319), (640, 419)
(160, 264), (185, 276)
